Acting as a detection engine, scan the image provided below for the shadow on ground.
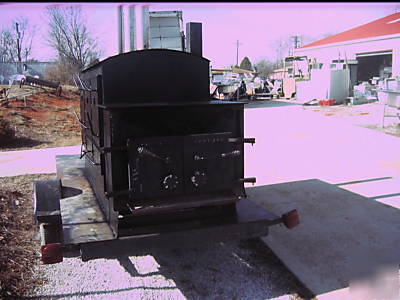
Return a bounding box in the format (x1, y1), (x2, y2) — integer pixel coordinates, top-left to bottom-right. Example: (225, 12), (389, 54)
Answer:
(248, 179), (400, 297)
(245, 100), (300, 109)
(0, 137), (46, 150)
(25, 238), (315, 300)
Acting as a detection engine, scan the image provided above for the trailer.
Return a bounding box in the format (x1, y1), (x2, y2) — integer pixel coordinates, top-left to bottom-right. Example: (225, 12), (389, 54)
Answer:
(20, 75), (62, 96)
(33, 49), (299, 264)
(33, 23), (299, 263)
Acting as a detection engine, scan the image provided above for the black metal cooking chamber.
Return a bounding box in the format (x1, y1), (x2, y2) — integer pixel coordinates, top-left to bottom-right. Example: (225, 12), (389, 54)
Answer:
(80, 49), (252, 237)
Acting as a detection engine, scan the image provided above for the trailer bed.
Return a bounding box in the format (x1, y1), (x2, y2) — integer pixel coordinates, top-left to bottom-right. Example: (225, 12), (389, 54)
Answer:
(56, 155), (114, 245)
(34, 154), (296, 262)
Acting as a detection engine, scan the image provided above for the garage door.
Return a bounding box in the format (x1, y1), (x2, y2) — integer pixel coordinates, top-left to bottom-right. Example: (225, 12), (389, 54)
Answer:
(356, 50), (392, 57)
(356, 51), (392, 82)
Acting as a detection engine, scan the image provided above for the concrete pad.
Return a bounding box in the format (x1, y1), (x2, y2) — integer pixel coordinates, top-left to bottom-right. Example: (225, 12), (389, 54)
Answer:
(0, 145), (80, 177)
(247, 180), (400, 297)
(243, 103), (400, 297)
(244, 105), (400, 187)
(338, 177), (400, 209)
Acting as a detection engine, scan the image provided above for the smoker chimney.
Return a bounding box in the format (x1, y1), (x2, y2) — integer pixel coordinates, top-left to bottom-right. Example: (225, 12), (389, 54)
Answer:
(118, 5), (124, 54)
(185, 22), (202, 57)
(129, 5), (136, 51)
(141, 5), (150, 49)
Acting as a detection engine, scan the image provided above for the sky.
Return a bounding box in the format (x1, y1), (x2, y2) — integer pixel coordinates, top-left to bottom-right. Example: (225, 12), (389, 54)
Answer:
(0, 2), (399, 68)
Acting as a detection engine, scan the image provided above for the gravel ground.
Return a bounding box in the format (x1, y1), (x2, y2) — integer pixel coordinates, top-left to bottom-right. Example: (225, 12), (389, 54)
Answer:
(0, 174), (55, 298)
(26, 238), (313, 300)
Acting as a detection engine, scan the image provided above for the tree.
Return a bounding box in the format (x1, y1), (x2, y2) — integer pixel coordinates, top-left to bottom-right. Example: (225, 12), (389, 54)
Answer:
(270, 36), (292, 69)
(0, 18), (35, 66)
(0, 18), (35, 77)
(46, 5), (102, 82)
(14, 19), (34, 65)
(253, 59), (275, 79)
(44, 59), (76, 84)
(0, 29), (14, 62)
(239, 56), (252, 70)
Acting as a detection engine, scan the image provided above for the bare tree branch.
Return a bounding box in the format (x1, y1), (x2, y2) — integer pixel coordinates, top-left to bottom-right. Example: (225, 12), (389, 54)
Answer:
(0, 18), (35, 65)
(46, 5), (102, 74)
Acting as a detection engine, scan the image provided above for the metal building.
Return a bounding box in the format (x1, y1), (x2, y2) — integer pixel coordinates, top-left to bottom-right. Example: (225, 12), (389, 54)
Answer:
(292, 12), (400, 103)
(294, 12), (400, 80)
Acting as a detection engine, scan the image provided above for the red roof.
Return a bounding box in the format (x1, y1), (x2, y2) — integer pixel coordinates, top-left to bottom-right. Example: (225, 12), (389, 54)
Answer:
(299, 12), (400, 49)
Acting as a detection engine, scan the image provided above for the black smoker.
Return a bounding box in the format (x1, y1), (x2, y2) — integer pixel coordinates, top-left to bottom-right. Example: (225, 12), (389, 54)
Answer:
(79, 49), (256, 237)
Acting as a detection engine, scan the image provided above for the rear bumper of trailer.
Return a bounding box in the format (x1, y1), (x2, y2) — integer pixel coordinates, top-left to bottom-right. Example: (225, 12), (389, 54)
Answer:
(34, 154), (299, 264)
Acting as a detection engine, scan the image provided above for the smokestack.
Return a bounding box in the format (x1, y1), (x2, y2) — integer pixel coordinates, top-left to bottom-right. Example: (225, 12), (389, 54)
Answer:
(186, 22), (203, 57)
(118, 5), (124, 54)
(141, 5), (149, 49)
(129, 5), (136, 51)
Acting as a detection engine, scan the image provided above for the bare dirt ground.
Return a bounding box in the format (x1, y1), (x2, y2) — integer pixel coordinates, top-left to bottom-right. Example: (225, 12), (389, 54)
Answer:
(0, 86), (81, 297)
(0, 85), (81, 151)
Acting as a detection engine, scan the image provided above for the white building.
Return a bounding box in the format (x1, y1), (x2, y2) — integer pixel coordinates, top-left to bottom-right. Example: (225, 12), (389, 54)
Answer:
(294, 12), (400, 82)
(290, 12), (400, 103)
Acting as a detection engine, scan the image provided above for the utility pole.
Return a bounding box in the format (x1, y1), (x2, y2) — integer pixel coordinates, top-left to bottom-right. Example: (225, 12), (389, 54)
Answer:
(291, 35), (301, 54)
(15, 22), (22, 73)
(234, 40), (242, 67)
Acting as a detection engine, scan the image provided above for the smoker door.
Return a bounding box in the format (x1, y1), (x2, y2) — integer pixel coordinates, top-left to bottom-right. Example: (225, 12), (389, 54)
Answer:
(127, 132), (239, 200)
(183, 132), (238, 194)
(127, 136), (184, 199)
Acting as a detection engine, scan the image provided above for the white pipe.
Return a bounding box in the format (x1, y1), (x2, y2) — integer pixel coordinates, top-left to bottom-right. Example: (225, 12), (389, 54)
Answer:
(141, 5), (149, 49)
(118, 5), (125, 54)
(129, 5), (136, 51)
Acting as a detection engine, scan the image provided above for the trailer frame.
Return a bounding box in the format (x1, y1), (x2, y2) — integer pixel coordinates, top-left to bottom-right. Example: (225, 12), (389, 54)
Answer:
(34, 154), (299, 264)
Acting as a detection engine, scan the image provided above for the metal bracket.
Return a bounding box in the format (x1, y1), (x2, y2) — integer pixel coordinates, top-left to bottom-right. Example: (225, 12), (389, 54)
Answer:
(239, 177), (256, 185)
(137, 146), (171, 164)
(228, 137), (256, 145)
(79, 144), (100, 166)
(86, 112), (99, 138)
(74, 74), (97, 92)
(73, 108), (88, 129)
